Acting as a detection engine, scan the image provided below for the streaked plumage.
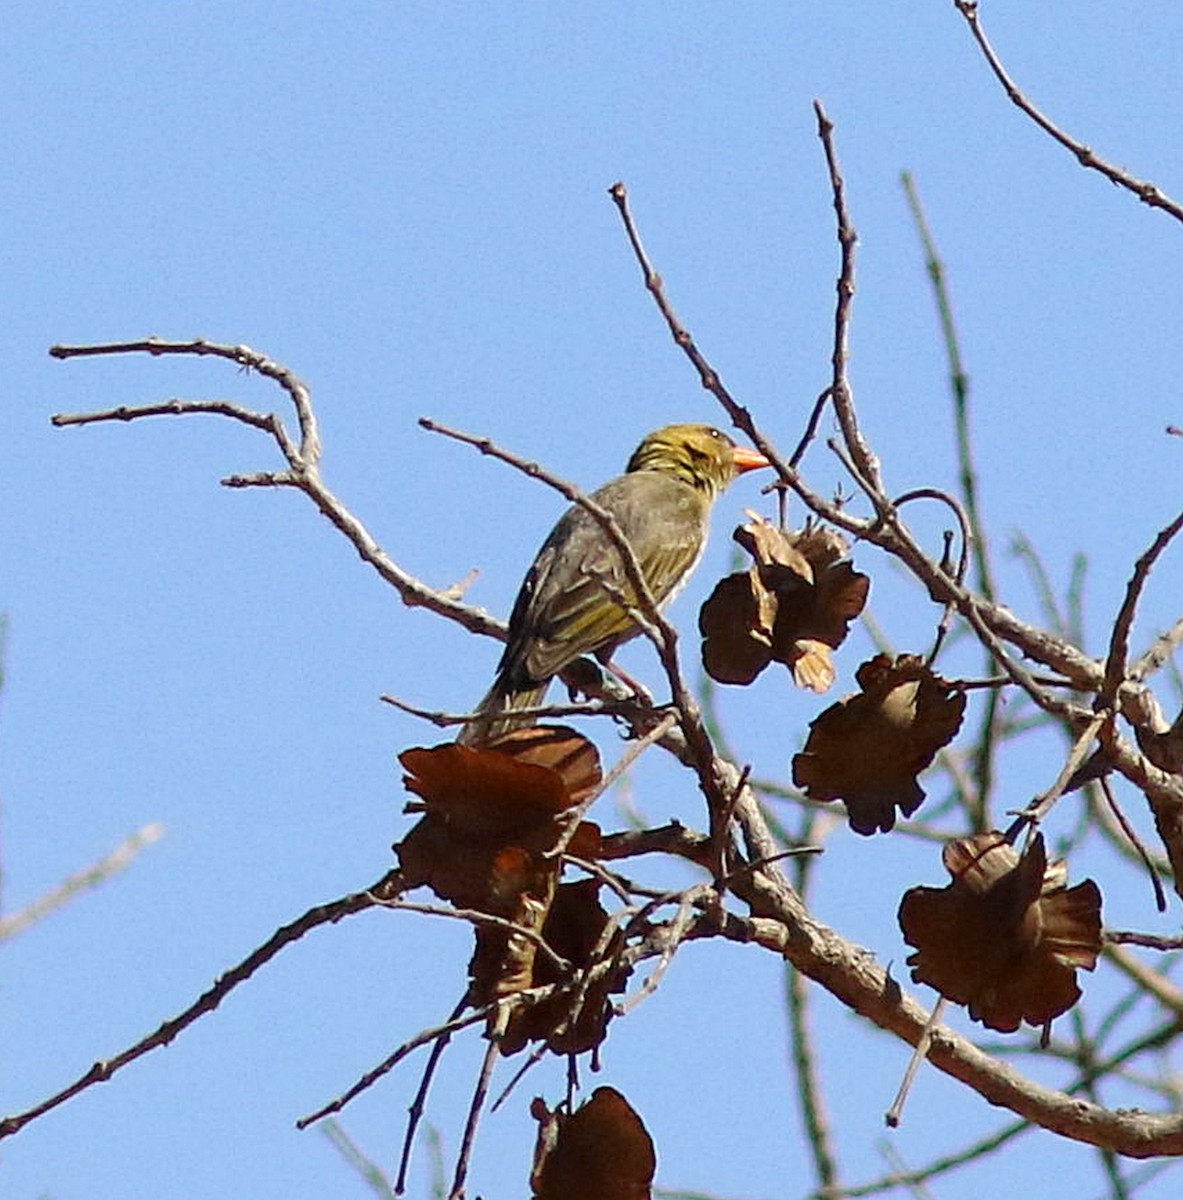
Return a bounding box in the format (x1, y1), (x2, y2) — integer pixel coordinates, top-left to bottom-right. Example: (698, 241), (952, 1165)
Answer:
(459, 424), (769, 745)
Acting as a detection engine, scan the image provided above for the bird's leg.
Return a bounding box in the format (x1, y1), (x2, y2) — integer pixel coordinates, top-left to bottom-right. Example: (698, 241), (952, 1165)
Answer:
(600, 658), (655, 707)
(559, 656), (654, 709)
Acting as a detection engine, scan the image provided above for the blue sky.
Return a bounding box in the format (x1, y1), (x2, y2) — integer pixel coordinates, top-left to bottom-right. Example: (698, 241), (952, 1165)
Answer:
(4, 4), (1183, 1198)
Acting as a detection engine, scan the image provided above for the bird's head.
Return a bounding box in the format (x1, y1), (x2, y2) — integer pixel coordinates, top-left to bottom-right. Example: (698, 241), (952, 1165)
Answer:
(626, 423), (770, 498)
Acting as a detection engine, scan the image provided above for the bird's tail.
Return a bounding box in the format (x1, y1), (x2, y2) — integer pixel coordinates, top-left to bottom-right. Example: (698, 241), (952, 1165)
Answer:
(456, 676), (550, 747)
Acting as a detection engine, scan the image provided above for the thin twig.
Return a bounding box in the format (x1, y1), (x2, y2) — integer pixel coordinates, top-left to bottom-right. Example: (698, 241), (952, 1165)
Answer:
(606, 182), (788, 490)
(0, 822), (164, 941)
(49, 339), (505, 644)
(376, 899), (570, 975)
(380, 692), (618, 730)
(1098, 775), (1168, 914)
(953, 1), (1183, 225)
(1006, 713), (1106, 834)
(812, 100), (881, 493)
(1102, 507), (1183, 711)
(1105, 930), (1183, 952)
(902, 168), (1003, 829)
(51, 337), (322, 462)
(322, 1120), (396, 1199)
(298, 999), (510, 1129)
(449, 1005), (508, 1200)
(0, 872), (398, 1139)
(886, 998), (948, 1128)
(1132, 615), (1183, 684)
(787, 813), (840, 1195)
(396, 996), (469, 1196)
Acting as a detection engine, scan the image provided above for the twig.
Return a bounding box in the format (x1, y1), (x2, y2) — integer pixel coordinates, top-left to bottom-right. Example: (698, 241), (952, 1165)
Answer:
(1103, 507), (1183, 711)
(0, 822), (164, 941)
(1105, 930), (1183, 952)
(396, 996), (468, 1196)
(902, 168), (1002, 828)
(322, 1120), (396, 1199)
(615, 885), (712, 1017)
(449, 1005), (508, 1200)
(890, 487), (971, 587)
(886, 998), (948, 1128)
(0, 872), (398, 1139)
(1006, 712), (1107, 834)
(49, 339), (505, 644)
(552, 711), (681, 860)
(606, 182), (789, 491)
(1098, 775), (1168, 914)
(790, 387), (833, 468)
(380, 692), (617, 730)
(51, 337), (323, 461)
(1103, 944), (1183, 1027)
(953, 1), (1183, 225)
(376, 899), (571, 975)
(298, 999), (508, 1129)
(1131, 615), (1183, 684)
(812, 100), (881, 493)
(786, 813), (840, 1196)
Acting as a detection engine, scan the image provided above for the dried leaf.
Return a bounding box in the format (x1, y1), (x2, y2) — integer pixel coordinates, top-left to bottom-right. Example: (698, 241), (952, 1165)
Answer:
(898, 832), (1103, 1032)
(699, 516), (867, 691)
(788, 637), (836, 693)
(502, 878), (631, 1056)
(531, 1087), (655, 1200)
(792, 654), (965, 834)
(488, 725), (604, 806)
(394, 728), (603, 1006)
(699, 569), (777, 685)
(735, 515), (817, 580)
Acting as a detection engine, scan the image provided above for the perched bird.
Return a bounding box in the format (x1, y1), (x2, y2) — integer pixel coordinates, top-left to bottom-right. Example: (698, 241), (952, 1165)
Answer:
(459, 423), (770, 745)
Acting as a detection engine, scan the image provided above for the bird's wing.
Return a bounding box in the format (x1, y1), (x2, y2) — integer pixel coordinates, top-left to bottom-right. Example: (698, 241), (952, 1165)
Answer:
(508, 474), (708, 683)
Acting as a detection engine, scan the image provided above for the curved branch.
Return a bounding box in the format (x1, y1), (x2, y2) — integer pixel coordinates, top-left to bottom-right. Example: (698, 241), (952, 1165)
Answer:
(0, 872), (399, 1140)
(729, 865), (1183, 1158)
(953, 1), (1183, 225)
(49, 338), (506, 644)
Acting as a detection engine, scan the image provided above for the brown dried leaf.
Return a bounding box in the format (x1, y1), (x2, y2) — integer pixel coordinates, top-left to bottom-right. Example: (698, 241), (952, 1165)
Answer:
(700, 517), (867, 692)
(502, 878), (631, 1056)
(770, 560), (869, 690)
(791, 522), (850, 567)
(468, 852), (555, 1003)
(898, 832), (1103, 1032)
(395, 726), (601, 914)
(531, 1087), (656, 1200)
(487, 725), (604, 806)
(698, 569), (778, 685)
(735, 514), (816, 580)
(792, 654), (966, 834)
(790, 638), (836, 693)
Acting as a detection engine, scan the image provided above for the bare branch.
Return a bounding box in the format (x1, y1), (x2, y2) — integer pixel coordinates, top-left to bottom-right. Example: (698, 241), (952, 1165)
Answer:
(953, 1), (1183, 225)
(0, 823), (164, 942)
(49, 338), (506, 644)
(1102, 507), (1183, 711)
(0, 872), (398, 1140)
(51, 337), (323, 462)
(813, 100), (882, 494)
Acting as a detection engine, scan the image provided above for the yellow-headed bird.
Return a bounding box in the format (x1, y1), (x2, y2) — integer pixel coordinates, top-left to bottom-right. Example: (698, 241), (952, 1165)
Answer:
(460, 423), (770, 745)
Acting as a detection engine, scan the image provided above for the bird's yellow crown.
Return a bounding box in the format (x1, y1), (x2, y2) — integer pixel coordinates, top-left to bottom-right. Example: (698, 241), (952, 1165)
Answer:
(625, 423), (764, 498)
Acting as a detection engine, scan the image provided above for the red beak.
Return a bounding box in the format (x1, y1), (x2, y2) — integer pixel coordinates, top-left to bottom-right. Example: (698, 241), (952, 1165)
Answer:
(732, 444), (772, 474)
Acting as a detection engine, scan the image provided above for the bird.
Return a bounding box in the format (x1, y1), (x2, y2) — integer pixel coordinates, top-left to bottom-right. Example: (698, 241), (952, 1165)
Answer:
(459, 423), (771, 746)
